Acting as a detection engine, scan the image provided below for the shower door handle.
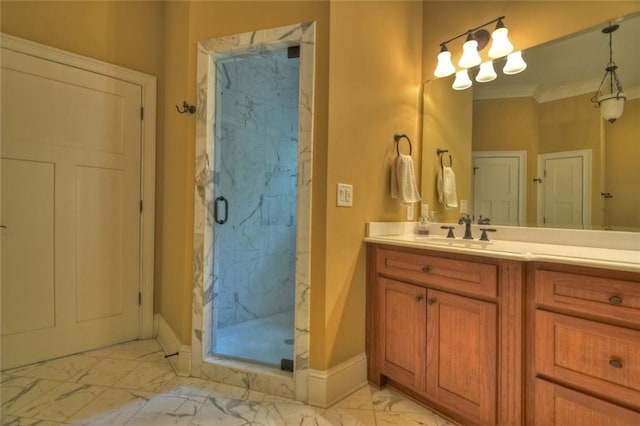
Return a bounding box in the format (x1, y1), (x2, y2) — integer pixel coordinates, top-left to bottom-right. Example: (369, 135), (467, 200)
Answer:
(214, 196), (228, 224)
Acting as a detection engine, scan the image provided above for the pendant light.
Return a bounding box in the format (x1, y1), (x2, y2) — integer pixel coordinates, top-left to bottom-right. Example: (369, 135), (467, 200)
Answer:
(476, 61), (497, 83)
(458, 31), (482, 69)
(503, 51), (527, 75)
(591, 23), (626, 123)
(452, 70), (472, 90)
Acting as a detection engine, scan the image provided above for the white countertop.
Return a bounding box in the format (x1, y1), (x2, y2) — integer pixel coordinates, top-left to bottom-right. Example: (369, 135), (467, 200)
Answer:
(365, 222), (640, 273)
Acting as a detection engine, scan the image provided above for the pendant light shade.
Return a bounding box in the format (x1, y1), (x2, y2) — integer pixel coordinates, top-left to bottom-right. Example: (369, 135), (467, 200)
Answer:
(458, 32), (482, 68)
(434, 45), (456, 78)
(476, 61), (497, 83)
(488, 19), (514, 58)
(598, 94), (626, 123)
(591, 23), (626, 123)
(452, 70), (472, 90)
(503, 51), (527, 74)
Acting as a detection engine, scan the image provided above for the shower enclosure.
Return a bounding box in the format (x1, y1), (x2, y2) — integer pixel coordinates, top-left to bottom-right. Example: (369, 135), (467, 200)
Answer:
(211, 48), (300, 369)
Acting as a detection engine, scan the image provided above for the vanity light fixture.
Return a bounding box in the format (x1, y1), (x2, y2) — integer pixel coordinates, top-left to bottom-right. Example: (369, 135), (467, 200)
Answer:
(433, 16), (526, 90)
(591, 23), (626, 123)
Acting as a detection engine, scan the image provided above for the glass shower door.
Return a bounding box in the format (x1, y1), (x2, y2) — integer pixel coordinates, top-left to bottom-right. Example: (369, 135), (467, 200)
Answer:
(211, 49), (299, 369)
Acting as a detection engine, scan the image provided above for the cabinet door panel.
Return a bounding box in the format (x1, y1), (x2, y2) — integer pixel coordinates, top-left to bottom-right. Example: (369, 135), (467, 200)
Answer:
(377, 277), (426, 391)
(535, 379), (640, 425)
(426, 289), (497, 425)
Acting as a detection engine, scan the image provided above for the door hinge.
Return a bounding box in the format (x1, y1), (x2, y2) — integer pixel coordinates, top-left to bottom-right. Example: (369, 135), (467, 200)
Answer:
(139, 292), (142, 305)
(140, 107), (144, 120)
(543, 216), (546, 224)
(139, 200), (143, 213)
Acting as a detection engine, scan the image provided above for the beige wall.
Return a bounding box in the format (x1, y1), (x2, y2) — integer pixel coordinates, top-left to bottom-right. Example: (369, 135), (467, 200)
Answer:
(422, 78), (472, 224)
(605, 97), (640, 230)
(324, 0), (423, 367)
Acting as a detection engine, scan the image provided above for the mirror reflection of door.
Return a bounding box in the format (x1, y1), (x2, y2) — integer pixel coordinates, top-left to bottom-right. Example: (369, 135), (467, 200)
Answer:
(537, 150), (592, 229)
(472, 151), (526, 226)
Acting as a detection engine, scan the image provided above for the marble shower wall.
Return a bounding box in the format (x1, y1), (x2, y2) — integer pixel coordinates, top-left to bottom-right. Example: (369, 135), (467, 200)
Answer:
(213, 50), (299, 329)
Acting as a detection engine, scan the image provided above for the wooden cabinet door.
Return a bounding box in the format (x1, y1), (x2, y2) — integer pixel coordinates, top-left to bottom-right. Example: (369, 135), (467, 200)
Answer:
(535, 379), (640, 425)
(426, 289), (497, 425)
(377, 277), (427, 392)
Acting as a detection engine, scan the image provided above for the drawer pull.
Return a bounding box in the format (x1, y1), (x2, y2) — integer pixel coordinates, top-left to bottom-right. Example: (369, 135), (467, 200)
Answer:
(427, 298), (435, 306)
(609, 359), (623, 369)
(415, 295), (423, 303)
(608, 296), (623, 305)
(421, 266), (430, 273)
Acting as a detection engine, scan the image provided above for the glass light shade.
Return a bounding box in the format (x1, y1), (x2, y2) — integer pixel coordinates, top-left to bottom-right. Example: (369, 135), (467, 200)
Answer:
(598, 93), (626, 123)
(434, 50), (456, 78)
(458, 39), (482, 68)
(476, 61), (497, 83)
(488, 27), (514, 58)
(503, 51), (527, 75)
(452, 70), (472, 90)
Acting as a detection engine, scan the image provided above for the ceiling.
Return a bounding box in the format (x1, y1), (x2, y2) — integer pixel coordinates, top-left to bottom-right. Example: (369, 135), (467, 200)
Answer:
(473, 13), (640, 102)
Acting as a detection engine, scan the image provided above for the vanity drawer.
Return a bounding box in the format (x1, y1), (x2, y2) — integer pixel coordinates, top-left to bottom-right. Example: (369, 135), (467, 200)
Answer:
(534, 379), (640, 426)
(535, 269), (640, 325)
(376, 249), (497, 298)
(535, 310), (640, 409)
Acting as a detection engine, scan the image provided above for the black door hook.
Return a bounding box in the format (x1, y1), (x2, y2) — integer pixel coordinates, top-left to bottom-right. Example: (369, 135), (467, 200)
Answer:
(176, 101), (196, 114)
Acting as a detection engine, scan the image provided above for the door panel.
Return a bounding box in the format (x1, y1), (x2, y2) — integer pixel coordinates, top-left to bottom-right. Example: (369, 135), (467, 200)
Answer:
(1, 159), (55, 335)
(1, 47), (142, 369)
(543, 156), (584, 228)
(473, 155), (521, 225)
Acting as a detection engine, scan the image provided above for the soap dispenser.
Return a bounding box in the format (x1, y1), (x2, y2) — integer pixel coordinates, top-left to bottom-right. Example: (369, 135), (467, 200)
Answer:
(416, 204), (430, 236)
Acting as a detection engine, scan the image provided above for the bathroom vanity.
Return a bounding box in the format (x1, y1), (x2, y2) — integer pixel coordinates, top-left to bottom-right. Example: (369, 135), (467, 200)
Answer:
(365, 222), (640, 426)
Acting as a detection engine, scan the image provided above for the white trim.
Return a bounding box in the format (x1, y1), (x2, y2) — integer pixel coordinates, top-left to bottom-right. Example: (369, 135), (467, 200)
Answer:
(537, 149), (592, 228)
(156, 315), (192, 377)
(1, 33), (157, 340)
(472, 151), (527, 226)
(307, 353), (368, 408)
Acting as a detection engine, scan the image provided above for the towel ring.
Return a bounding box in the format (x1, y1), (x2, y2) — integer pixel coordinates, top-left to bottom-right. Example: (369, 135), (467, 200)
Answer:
(436, 148), (453, 169)
(394, 133), (412, 156)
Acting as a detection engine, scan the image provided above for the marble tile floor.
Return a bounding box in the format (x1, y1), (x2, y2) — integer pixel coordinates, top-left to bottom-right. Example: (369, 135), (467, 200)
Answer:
(1, 339), (459, 425)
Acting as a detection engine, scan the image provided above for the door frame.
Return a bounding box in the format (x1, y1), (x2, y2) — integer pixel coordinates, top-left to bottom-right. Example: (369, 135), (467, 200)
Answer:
(192, 22), (315, 402)
(537, 149), (592, 229)
(472, 150), (527, 226)
(1, 34), (157, 339)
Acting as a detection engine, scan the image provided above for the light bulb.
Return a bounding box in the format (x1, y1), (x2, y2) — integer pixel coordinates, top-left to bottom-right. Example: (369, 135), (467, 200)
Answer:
(503, 51), (527, 75)
(476, 61), (497, 83)
(434, 49), (456, 78)
(458, 33), (482, 69)
(452, 70), (472, 90)
(488, 20), (514, 58)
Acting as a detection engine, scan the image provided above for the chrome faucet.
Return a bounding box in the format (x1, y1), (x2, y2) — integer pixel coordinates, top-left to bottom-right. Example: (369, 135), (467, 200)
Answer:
(458, 215), (473, 239)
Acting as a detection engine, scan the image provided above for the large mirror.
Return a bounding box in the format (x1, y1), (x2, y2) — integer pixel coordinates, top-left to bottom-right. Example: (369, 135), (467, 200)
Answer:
(422, 13), (640, 232)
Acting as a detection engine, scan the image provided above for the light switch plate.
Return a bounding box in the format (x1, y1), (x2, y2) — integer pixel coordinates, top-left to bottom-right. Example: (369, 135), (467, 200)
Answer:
(337, 183), (353, 207)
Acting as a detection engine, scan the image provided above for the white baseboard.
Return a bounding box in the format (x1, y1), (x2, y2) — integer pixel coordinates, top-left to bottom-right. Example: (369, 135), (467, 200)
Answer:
(156, 314), (192, 377)
(307, 352), (367, 408)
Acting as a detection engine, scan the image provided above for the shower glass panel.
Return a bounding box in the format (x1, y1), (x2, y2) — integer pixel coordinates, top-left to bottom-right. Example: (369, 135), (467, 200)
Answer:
(211, 48), (299, 369)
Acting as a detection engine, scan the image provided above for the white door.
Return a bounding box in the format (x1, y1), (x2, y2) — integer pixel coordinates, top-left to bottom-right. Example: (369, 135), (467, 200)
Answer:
(537, 150), (591, 229)
(472, 152), (525, 226)
(1, 48), (142, 369)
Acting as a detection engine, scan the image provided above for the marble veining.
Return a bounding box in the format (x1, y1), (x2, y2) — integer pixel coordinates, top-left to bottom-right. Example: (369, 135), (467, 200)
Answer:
(1, 340), (459, 425)
(192, 22), (315, 401)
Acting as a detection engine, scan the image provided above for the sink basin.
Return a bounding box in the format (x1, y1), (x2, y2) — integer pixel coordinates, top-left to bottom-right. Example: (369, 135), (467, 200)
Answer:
(414, 235), (494, 248)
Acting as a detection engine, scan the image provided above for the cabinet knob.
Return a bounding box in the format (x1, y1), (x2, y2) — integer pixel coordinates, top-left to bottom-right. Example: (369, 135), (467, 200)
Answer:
(427, 298), (435, 305)
(609, 359), (623, 369)
(421, 266), (430, 273)
(415, 295), (423, 302)
(608, 296), (623, 305)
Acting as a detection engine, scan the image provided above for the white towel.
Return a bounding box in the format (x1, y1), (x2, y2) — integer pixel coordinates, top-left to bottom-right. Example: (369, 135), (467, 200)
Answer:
(437, 166), (458, 209)
(391, 154), (421, 205)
